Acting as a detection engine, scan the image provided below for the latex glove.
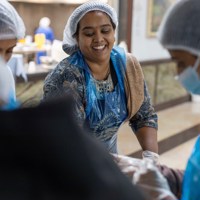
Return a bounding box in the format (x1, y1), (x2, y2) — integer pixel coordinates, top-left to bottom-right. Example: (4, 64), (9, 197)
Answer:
(111, 153), (142, 179)
(142, 150), (160, 164)
(133, 159), (177, 200)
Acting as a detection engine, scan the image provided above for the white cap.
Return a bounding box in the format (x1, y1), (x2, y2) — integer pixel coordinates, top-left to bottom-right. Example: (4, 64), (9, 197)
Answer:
(39, 17), (51, 28)
(0, 0), (25, 40)
(158, 0), (200, 56)
(62, 0), (118, 55)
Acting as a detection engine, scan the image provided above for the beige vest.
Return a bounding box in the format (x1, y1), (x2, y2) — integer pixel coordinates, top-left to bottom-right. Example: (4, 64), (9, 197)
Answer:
(124, 53), (144, 121)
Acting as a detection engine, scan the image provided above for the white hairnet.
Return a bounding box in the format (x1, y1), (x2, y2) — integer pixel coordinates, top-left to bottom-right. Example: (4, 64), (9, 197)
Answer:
(39, 17), (51, 28)
(0, 0), (25, 40)
(63, 0), (118, 55)
(157, 0), (200, 56)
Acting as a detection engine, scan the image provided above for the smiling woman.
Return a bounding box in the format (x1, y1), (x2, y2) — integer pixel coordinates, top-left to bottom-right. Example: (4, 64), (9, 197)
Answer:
(42, 0), (158, 157)
(75, 11), (115, 80)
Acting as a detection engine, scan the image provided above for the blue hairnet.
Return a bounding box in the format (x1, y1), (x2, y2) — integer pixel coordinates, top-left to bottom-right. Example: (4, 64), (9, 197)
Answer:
(0, 0), (25, 40)
(63, 0), (118, 55)
(158, 0), (200, 56)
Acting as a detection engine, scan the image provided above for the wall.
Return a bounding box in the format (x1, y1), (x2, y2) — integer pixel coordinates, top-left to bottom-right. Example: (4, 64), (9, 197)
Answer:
(131, 0), (178, 61)
(10, 2), (77, 40)
(10, 0), (116, 42)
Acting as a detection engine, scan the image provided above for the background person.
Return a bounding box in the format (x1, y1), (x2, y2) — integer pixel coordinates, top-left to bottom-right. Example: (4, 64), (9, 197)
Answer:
(0, 0), (25, 109)
(42, 1), (158, 157)
(35, 17), (54, 44)
(34, 17), (55, 65)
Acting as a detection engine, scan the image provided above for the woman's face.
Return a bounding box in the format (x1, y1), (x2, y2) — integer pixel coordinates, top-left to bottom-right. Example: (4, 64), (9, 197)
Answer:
(0, 39), (17, 62)
(169, 50), (199, 75)
(76, 11), (115, 65)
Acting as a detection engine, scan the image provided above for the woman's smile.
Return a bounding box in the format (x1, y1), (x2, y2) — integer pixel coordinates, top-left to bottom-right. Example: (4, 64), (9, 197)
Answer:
(77, 11), (115, 64)
(92, 45), (106, 51)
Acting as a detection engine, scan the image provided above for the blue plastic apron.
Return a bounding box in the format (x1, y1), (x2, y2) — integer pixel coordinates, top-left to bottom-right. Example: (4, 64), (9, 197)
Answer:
(85, 71), (127, 153)
(67, 46), (128, 153)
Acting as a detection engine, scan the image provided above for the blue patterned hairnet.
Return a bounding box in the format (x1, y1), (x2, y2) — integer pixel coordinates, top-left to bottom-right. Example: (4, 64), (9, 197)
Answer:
(63, 0), (118, 55)
(0, 0), (25, 40)
(158, 0), (200, 56)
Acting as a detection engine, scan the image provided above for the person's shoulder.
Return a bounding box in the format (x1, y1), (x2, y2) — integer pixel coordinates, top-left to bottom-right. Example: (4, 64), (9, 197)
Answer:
(126, 52), (141, 68)
(46, 57), (83, 83)
(58, 57), (81, 72)
(126, 52), (138, 61)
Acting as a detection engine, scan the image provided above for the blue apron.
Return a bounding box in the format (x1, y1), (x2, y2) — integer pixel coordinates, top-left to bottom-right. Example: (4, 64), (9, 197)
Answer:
(68, 46), (127, 153)
(85, 71), (127, 153)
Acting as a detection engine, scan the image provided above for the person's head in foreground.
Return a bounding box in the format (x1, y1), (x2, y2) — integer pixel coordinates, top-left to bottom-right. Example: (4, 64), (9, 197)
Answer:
(63, 0), (117, 59)
(158, 0), (200, 95)
(0, 0), (25, 62)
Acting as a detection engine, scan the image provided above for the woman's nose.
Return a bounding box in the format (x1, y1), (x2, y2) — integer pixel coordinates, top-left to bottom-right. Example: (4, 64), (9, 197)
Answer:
(93, 32), (103, 42)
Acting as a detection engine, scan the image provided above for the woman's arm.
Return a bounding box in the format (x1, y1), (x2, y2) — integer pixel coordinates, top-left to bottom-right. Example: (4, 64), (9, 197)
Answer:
(135, 127), (158, 153)
(129, 82), (158, 153)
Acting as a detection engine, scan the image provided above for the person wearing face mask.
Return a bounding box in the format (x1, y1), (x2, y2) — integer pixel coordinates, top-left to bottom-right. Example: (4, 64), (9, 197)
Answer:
(158, 0), (200, 96)
(157, 1), (200, 199)
(0, 0), (25, 109)
(35, 17), (54, 44)
(113, 0), (200, 199)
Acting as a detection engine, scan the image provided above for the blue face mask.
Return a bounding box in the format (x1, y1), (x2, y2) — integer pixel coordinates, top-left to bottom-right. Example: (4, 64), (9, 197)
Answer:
(177, 57), (200, 95)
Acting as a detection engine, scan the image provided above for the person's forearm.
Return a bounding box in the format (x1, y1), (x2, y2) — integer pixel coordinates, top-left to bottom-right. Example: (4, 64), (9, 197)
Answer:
(135, 127), (158, 153)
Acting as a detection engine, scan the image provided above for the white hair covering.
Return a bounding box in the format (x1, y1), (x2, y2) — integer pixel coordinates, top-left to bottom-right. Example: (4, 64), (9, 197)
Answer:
(0, 0), (25, 40)
(39, 17), (51, 28)
(63, 0), (118, 55)
(157, 0), (200, 56)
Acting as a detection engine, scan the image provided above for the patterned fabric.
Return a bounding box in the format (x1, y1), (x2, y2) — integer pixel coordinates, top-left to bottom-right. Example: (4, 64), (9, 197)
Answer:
(129, 83), (158, 133)
(42, 47), (158, 152)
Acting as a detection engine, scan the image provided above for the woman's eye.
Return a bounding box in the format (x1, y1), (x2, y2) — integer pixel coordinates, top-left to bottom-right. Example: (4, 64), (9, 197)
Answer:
(84, 32), (94, 37)
(102, 31), (109, 34)
(102, 26), (112, 33)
